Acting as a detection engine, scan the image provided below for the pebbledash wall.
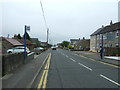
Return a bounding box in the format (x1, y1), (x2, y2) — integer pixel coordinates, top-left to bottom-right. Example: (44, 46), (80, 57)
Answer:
(2, 52), (34, 76)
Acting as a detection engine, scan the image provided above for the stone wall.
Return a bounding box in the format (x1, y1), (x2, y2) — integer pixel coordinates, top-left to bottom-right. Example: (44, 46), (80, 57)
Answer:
(2, 52), (34, 76)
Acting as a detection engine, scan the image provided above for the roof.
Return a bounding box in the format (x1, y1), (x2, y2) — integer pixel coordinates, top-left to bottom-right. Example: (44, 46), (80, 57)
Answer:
(91, 21), (120, 36)
(90, 28), (103, 36)
(16, 39), (33, 45)
(70, 39), (80, 41)
(3, 37), (23, 46)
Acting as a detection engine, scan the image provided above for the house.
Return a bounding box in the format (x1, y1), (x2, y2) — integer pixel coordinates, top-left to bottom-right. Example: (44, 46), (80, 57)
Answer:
(90, 21), (120, 54)
(70, 39), (80, 49)
(76, 38), (90, 51)
(1, 37), (23, 54)
(31, 38), (41, 47)
(41, 42), (48, 47)
(70, 38), (90, 50)
(16, 39), (35, 50)
(0, 37), (2, 54)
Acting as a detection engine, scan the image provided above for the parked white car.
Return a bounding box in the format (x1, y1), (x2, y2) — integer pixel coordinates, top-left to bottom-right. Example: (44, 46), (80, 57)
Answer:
(34, 47), (45, 51)
(7, 46), (30, 53)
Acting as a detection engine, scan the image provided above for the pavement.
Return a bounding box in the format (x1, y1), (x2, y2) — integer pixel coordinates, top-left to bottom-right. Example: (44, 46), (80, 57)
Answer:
(73, 51), (120, 66)
(2, 49), (50, 88)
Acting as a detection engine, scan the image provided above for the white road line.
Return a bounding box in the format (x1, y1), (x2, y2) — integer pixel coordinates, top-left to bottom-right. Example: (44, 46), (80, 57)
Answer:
(70, 58), (76, 62)
(100, 74), (120, 86)
(78, 63), (92, 71)
(66, 55), (69, 58)
(72, 60), (76, 62)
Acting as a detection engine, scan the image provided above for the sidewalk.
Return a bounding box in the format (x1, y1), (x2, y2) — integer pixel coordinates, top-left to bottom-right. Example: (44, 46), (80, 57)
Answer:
(2, 50), (50, 88)
(73, 51), (120, 66)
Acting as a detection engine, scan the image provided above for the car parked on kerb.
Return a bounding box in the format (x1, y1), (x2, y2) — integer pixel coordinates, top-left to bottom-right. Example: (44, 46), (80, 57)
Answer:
(7, 46), (31, 54)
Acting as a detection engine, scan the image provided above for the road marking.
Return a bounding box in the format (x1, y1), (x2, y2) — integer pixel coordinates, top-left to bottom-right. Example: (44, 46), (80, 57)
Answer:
(2, 73), (13, 80)
(74, 53), (120, 68)
(38, 53), (51, 89)
(72, 60), (76, 62)
(100, 74), (120, 86)
(66, 55), (68, 58)
(78, 63), (92, 71)
(70, 58), (76, 62)
(27, 53), (49, 88)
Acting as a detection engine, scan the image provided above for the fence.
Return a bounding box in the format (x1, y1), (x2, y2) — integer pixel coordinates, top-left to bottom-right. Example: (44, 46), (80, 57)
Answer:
(104, 47), (120, 56)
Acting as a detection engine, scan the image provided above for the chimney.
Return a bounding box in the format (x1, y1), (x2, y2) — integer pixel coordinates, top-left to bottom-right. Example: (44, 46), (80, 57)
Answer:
(110, 20), (113, 25)
(102, 25), (104, 28)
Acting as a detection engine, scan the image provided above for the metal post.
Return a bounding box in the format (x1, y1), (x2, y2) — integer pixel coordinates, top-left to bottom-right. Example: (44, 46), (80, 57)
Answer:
(47, 28), (49, 48)
(24, 25), (27, 61)
(101, 34), (104, 59)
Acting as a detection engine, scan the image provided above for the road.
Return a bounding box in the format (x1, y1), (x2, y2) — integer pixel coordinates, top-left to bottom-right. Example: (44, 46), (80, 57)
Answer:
(36, 49), (119, 88)
(2, 49), (120, 89)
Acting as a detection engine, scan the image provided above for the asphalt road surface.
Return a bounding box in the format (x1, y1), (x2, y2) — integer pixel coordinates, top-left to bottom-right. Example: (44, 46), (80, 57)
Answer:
(37, 49), (120, 88)
(2, 49), (120, 89)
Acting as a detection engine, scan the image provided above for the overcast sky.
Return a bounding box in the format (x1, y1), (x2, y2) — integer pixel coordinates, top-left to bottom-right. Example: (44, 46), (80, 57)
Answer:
(1, 0), (120, 44)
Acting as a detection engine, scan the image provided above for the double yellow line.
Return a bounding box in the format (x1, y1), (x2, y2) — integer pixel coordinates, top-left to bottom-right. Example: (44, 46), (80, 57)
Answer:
(38, 53), (51, 89)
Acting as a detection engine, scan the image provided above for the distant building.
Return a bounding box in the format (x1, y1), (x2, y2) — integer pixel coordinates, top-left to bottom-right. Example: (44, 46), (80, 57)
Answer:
(31, 38), (41, 47)
(70, 38), (90, 50)
(1, 37), (23, 54)
(41, 42), (48, 47)
(76, 38), (90, 51)
(90, 21), (120, 52)
(70, 39), (80, 49)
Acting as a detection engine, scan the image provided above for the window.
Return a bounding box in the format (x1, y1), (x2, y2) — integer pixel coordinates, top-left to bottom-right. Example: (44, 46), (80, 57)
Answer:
(103, 34), (107, 40)
(116, 31), (119, 38)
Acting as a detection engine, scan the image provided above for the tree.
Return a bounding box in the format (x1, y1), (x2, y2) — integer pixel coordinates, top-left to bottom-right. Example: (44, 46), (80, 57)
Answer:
(23, 32), (31, 40)
(61, 41), (70, 47)
(13, 34), (17, 39)
(68, 44), (72, 49)
(17, 33), (22, 39)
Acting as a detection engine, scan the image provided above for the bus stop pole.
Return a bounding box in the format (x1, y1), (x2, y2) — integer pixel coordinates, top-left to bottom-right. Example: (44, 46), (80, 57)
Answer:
(24, 25), (27, 62)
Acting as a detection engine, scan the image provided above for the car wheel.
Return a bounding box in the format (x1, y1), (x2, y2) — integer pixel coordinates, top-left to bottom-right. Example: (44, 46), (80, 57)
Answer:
(8, 51), (12, 53)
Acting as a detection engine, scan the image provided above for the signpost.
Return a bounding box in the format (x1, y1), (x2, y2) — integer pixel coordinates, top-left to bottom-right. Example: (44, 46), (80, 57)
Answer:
(24, 25), (30, 62)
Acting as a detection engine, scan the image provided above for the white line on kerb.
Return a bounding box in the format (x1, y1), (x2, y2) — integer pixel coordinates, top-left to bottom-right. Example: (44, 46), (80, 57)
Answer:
(78, 63), (92, 71)
(100, 74), (120, 86)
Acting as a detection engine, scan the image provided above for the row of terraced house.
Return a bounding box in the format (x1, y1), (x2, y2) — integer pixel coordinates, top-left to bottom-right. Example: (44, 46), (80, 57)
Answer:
(70, 21), (120, 56)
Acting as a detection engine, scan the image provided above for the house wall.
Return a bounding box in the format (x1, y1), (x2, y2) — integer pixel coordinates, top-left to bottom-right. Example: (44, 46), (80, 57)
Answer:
(90, 35), (97, 52)
(76, 39), (90, 50)
(2, 38), (13, 54)
(91, 30), (120, 52)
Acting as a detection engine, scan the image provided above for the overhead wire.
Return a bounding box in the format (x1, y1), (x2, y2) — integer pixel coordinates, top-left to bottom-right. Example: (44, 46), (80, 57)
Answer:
(39, 0), (48, 28)
(39, 0), (50, 44)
